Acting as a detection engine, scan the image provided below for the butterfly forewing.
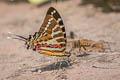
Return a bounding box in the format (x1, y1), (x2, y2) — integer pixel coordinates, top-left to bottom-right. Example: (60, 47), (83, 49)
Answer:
(35, 7), (67, 56)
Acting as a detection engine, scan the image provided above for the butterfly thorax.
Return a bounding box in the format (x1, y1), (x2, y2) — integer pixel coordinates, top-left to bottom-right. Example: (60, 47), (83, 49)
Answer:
(25, 32), (39, 49)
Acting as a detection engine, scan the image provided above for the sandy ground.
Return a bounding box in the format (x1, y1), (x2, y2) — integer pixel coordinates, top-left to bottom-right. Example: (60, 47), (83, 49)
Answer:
(0, 0), (120, 80)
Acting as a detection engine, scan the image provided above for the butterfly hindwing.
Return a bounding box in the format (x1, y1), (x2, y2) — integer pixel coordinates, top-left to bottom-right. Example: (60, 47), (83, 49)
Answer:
(35, 7), (67, 56)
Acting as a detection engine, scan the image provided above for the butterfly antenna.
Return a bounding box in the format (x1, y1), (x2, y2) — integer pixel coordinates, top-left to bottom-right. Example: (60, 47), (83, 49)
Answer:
(7, 32), (28, 42)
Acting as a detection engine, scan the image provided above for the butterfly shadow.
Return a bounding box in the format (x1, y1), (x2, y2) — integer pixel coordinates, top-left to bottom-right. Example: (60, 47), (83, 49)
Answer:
(76, 53), (90, 57)
(32, 59), (72, 73)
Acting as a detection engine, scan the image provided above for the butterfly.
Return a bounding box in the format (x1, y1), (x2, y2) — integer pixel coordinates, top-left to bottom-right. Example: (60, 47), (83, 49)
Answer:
(9, 7), (70, 57)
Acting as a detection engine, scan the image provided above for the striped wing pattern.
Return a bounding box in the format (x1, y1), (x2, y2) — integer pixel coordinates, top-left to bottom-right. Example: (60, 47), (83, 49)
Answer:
(29, 7), (67, 56)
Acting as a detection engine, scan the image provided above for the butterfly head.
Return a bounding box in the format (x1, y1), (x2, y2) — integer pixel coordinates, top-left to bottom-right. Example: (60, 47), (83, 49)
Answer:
(25, 32), (38, 50)
(25, 35), (33, 49)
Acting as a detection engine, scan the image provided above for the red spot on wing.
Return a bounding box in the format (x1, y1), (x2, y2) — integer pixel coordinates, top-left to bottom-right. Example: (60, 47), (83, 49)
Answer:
(35, 43), (62, 52)
(35, 44), (41, 52)
(57, 44), (62, 48)
(48, 44), (62, 48)
(43, 43), (48, 47)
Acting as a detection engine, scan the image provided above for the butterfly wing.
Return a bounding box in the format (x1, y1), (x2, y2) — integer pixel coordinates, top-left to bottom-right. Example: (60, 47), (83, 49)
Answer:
(36, 7), (67, 56)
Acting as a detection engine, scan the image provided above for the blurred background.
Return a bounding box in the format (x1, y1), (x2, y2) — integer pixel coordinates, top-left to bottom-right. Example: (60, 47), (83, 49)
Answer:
(1, 0), (120, 80)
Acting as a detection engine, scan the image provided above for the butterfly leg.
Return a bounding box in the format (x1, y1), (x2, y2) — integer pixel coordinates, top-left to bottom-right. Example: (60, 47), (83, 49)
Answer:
(78, 46), (89, 56)
(68, 47), (78, 55)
